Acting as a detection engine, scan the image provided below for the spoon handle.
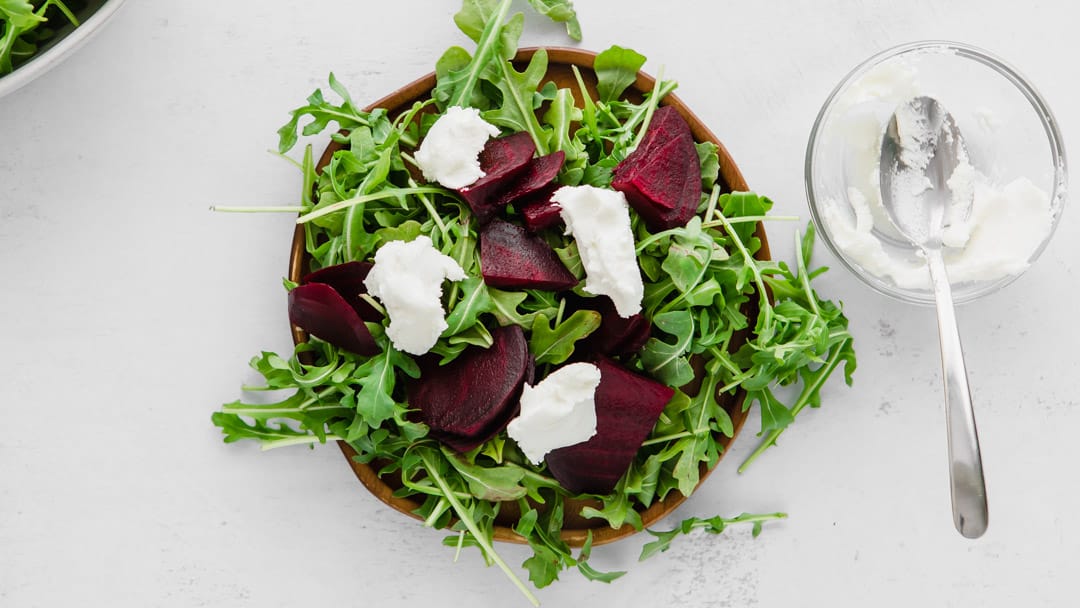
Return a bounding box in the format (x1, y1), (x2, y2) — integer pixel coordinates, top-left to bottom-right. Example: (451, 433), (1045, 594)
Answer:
(926, 248), (989, 539)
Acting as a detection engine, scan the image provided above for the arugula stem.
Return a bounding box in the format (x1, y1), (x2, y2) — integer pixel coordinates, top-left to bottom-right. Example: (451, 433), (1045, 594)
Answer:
(222, 404), (349, 417)
(453, 530), (467, 562)
(211, 205), (309, 213)
(260, 434), (342, 450)
(405, 174), (449, 237)
(44, 1), (79, 26)
(269, 149), (305, 170)
(794, 229), (821, 317)
(296, 186), (448, 224)
(419, 450), (540, 607)
(640, 430), (696, 447)
(629, 66), (665, 152)
(737, 337), (853, 473)
(701, 215), (800, 228)
(714, 208), (773, 329)
(359, 294), (386, 317)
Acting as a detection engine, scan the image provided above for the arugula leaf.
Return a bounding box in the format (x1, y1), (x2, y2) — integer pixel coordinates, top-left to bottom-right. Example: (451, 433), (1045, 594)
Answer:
(696, 141), (721, 191)
(353, 345), (412, 427)
(528, 309), (601, 365)
(593, 45), (646, 102)
(483, 48), (551, 154)
(638, 311), (695, 387)
(443, 277), (495, 337)
(575, 532), (626, 583)
(443, 448), (528, 501)
(542, 87), (588, 184)
(639, 512), (787, 561)
(277, 76), (373, 154)
(525, 0), (582, 41)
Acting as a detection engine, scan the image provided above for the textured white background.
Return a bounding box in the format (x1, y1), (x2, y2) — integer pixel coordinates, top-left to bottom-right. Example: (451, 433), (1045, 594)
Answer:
(2, 1), (1078, 606)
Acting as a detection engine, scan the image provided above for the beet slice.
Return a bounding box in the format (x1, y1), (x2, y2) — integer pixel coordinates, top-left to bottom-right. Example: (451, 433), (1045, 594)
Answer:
(612, 106), (703, 231)
(580, 296), (652, 357)
(480, 219), (578, 291)
(288, 283), (378, 356)
(612, 106), (687, 182)
(545, 357), (674, 494)
(457, 132), (535, 223)
(493, 151), (565, 207)
(519, 185), (562, 232)
(408, 325), (531, 452)
(300, 261), (379, 321)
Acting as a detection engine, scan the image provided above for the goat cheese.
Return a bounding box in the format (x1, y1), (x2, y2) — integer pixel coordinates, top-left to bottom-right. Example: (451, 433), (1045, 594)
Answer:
(507, 362), (601, 465)
(414, 106), (500, 189)
(552, 185), (644, 317)
(363, 236), (466, 355)
(819, 58), (1056, 290)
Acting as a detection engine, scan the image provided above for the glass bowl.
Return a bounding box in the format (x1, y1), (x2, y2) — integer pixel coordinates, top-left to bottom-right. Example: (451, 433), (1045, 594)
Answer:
(805, 41), (1067, 304)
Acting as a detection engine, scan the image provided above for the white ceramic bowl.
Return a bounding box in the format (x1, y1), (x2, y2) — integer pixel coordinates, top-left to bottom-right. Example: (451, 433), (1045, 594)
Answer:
(806, 41), (1067, 304)
(0, 0), (126, 99)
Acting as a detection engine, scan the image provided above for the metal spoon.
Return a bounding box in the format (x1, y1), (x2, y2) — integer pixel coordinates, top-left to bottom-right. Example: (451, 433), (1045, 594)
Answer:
(880, 96), (988, 539)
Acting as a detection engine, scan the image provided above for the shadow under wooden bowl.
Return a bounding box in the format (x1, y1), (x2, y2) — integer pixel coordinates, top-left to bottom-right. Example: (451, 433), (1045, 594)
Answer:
(288, 47), (771, 547)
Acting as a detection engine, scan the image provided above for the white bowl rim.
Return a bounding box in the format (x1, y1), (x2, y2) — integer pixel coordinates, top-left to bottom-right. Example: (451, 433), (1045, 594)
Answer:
(0, 0), (128, 100)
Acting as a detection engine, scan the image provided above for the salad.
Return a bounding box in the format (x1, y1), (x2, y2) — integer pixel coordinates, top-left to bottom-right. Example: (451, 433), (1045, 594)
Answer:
(0, 0), (81, 76)
(213, 0), (857, 604)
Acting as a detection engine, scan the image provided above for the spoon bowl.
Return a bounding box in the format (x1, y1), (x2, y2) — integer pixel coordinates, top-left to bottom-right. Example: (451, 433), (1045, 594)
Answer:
(880, 96), (989, 539)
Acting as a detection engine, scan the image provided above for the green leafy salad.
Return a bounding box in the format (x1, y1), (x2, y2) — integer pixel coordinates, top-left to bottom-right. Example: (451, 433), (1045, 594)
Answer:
(0, 0), (81, 76)
(213, 0), (856, 604)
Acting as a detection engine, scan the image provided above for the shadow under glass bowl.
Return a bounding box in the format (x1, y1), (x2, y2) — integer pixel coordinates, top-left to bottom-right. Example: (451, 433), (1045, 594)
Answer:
(805, 40), (1067, 305)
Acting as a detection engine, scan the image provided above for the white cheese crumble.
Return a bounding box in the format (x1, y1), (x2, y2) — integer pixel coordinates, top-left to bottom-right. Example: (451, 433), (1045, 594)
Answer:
(552, 185), (644, 317)
(414, 106), (500, 189)
(363, 236), (466, 355)
(507, 362), (601, 465)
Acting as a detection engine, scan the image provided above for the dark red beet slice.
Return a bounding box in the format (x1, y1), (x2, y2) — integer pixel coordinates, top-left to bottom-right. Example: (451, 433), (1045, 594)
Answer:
(300, 261), (379, 321)
(480, 219), (578, 291)
(545, 357), (674, 494)
(493, 151), (565, 207)
(458, 132), (535, 223)
(580, 296), (652, 357)
(288, 283), (378, 356)
(519, 185), (561, 232)
(408, 325), (531, 452)
(612, 106), (686, 183)
(612, 106), (702, 231)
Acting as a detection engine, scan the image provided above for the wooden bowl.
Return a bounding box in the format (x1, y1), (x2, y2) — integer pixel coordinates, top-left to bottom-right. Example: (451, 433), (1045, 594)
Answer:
(288, 47), (771, 547)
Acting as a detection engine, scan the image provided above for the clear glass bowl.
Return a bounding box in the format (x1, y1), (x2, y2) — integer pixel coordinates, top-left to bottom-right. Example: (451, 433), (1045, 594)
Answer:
(805, 41), (1067, 304)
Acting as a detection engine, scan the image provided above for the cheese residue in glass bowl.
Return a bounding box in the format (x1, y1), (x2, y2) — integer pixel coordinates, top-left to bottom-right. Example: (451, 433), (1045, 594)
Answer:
(805, 41), (1067, 304)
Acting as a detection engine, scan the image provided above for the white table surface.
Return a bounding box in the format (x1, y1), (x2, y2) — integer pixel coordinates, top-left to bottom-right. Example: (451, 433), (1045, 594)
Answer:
(3, 1), (1078, 606)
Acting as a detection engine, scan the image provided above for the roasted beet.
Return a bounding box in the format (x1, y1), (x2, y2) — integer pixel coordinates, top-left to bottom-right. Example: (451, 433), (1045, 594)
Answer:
(480, 219), (578, 291)
(545, 357), (674, 494)
(613, 106), (687, 176)
(458, 132), (535, 223)
(493, 151), (564, 207)
(288, 283), (378, 356)
(519, 185), (562, 232)
(408, 325), (532, 452)
(300, 261), (379, 321)
(580, 296), (652, 356)
(612, 106), (702, 231)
